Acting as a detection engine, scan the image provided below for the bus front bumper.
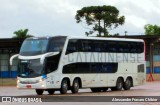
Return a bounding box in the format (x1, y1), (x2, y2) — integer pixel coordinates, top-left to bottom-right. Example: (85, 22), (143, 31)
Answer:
(17, 81), (47, 89)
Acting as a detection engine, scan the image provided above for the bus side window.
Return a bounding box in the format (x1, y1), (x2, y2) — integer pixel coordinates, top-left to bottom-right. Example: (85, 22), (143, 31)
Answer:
(103, 42), (108, 52)
(90, 64), (99, 73)
(94, 41), (103, 52)
(46, 54), (60, 73)
(81, 40), (93, 52)
(108, 42), (117, 52)
(66, 39), (78, 54)
(48, 39), (60, 52)
(62, 63), (77, 74)
(137, 42), (144, 53)
(130, 43), (137, 53)
(118, 42), (129, 53)
(48, 37), (66, 52)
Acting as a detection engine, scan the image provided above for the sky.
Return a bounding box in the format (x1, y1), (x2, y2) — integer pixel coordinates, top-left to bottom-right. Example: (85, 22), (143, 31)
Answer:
(0, 0), (160, 38)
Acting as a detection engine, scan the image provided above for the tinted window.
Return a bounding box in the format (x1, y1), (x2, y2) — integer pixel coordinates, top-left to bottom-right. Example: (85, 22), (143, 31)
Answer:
(137, 42), (144, 53)
(107, 42), (117, 52)
(62, 63), (77, 74)
(48, 37), (66, 52)
(138, 64), (144, 73)
(45, 53), (61, 73)
(103, 42), (108, 52)
(130, 42), (137, 53)
(66, 39), (78, 54)
(63, 63), (118, 74)
(80, 40), (93, 52)
(65, 39), (144, 54)
(117, 42), (129, 53)
(94, 41), (103, 52)
(90, 63), (118, 73)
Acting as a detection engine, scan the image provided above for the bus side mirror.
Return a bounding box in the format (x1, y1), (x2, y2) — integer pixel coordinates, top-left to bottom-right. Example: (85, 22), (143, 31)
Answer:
(40, 52), (59, 64)
(10, 54), (19, 66)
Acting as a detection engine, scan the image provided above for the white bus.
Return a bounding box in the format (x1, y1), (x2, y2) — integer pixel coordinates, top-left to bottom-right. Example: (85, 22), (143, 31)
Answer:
(10, 36), (146, 95)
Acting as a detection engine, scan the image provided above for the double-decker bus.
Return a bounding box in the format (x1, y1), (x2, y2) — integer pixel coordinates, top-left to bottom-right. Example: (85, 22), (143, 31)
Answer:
(10, 36), (146, 95)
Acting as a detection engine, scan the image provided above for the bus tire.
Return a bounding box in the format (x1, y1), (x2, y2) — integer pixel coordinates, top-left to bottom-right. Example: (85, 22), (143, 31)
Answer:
(123, 78), (132, 90)
(90, 88), (101, 92)
(60, 79), (68, 94)
(48, 89), (55, 95)
(36, 89), (44, 95)
(71, 79), (79, 93)
(111, 78), (123, 91)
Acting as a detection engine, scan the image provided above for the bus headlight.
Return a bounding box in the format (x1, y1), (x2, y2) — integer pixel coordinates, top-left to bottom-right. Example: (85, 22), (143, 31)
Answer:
(39, 79), (43, 82)
(17, 80), (20, 83)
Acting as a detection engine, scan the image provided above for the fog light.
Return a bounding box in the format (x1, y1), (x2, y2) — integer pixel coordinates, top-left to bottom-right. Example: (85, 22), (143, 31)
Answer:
(41, 85), (45, 87)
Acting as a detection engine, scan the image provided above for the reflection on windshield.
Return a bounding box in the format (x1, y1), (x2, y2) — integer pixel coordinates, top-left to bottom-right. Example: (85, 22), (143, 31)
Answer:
(20, 37), (66, 56)
(20, 38), (48, 56)
(18, 59), (44, 78)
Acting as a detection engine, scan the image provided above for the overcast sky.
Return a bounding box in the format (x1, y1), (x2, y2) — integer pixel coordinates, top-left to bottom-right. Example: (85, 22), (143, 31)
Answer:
(0, 0), (160, 38)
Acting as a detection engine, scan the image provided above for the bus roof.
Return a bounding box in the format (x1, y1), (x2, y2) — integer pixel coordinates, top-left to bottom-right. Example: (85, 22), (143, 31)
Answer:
(67, 36), (144, 42)
(27, 35), (144, 42)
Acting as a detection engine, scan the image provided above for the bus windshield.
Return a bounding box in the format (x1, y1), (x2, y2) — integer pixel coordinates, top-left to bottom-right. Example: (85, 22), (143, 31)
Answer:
(18, 59), (44, 78)
(20, 38), (48, 56)
(20, 37), (66, 56)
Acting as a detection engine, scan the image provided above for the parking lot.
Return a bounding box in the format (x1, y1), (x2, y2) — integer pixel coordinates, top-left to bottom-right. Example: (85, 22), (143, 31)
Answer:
(0, 81), (160, 105)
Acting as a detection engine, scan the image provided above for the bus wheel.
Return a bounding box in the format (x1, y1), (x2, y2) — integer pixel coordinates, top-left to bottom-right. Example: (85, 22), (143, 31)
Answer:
(111, 78), (123, 91)
(123, 78), (132, 90)
(90, 88), (101, 92)
(71, 79), (79, 93)
(60, 79), (68, 94)
(48, 89), (55, 95)
(36, 89), (44, 95)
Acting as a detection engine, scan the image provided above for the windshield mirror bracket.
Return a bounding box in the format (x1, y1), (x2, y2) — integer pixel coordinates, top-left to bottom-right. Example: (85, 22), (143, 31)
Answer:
(10, 54), (19, 66)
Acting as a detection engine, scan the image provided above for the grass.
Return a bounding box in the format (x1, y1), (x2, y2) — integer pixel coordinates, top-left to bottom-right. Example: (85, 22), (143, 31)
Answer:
(0, 78), (16, 86)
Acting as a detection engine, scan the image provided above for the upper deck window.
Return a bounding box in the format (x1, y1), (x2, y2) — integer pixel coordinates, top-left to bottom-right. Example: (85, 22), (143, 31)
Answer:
(48, 37), (66, 52)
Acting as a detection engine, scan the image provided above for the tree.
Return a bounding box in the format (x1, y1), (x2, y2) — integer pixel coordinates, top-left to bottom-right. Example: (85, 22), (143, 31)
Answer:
(75, 5), (125, 36)
(144, 24), (160, 35)
(12, 29), (33, 38)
